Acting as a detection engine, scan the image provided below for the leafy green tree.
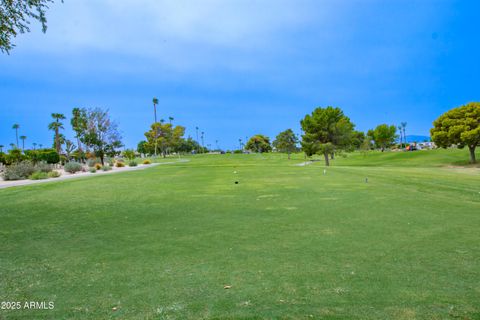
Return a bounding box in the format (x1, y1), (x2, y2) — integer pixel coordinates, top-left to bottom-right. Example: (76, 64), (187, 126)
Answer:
(0, 0), (60, 54)
(300, 106), (355, 166)
(144, 123), (186, 158)
(48, 113), (65, 153)
(430, 102), (480, 163)
(12, 123), (19, 147)
(137, 140), (150, 155)
(176, 137), (203, 154)
(19, 135), (26, 151)
(245, 135), (272, 153)
(351, 131), (365, 150)
(81, 108), (123, 164)
(372, 124), (397, 151)
(273, 129), (298, 159)
(71, 107), (88, 152)
(122, 149), (136, 161)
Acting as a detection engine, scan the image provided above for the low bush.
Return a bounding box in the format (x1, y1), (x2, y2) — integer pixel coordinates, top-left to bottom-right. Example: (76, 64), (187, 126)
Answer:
(35, 161), (52, 173)
(102, 165), (112, 171)
(64, 162), (83, 174)
(86, 159), (97, 168)
(128, 161), (138, 167)
(89, 167), (97, 173)
(107, 158), (115, 166)
(143, 159), (151, 165)
(95, 163), (102, 170)
(115, 161), (125, 167)
(2, 161), (35, 180)
(38, 149), (60, 164)
(48, 171), (61, 178)
(29, 171), (49, 180)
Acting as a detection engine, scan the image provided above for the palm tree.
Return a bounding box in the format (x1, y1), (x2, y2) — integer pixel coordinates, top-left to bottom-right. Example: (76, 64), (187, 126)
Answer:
(152, 97), (159, 123)
(215, 139), (219, 150)
(0, 145), (4, 153)
(201, 131), (205, 152)
(9, 143), (15, 150)
(195, 127), (199, 153)
(160, 118), (165, 124)
(20, 135), (27, 151)
(152, 97), (159, 157)
(48, 113), (66, 153)
(397, 125), (403, 148)
(12, 124), (19, 147)
(32, 142), (37, 150)
(169, 116), (174, 125)
(401, 122), (407, 147)
(239, 138), (242, 150)
(39, 144), (43, 149)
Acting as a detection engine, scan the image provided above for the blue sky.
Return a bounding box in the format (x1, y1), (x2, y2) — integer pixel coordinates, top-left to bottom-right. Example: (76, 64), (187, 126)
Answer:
(1, 0), (479, 150)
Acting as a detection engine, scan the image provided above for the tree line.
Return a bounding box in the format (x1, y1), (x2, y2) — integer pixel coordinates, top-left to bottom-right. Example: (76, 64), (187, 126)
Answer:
(1, 107), (122, 165)
(239, 102), (479, 165)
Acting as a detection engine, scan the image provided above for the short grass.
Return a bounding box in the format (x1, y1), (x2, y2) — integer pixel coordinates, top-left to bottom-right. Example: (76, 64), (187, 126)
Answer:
(0, 149), (479, 319)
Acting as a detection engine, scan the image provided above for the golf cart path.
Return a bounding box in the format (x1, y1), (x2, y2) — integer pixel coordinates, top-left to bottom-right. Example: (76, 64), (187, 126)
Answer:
(0, 159), (189, 190)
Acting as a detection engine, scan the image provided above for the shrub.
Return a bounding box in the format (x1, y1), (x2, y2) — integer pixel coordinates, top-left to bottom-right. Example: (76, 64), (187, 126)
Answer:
(64, 162), (83, 174)
(143, 159), (151, 165)
(115, 161), (125, 167)
(102, 165), (112, 171)
(0, 152), (6, 165)
(48, 170), (61, 178)
(38, 149), (60, 164)
(35, 161), (52, 173)
(95, 163), (102, 170)
(2, 161), (35, 180)
(89, 167), (97, 173)
(29, 171), (49, 180)
(129, 161), (138, 167)
(24, 150), (40, 163)
(107, 158), (115, 166)
(123, 149), (136, 161)
(5, 149), (25, 164)
(86, 158), (97, 168)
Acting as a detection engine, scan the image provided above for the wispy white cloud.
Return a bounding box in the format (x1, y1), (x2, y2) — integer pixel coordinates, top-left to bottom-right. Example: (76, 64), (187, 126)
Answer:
(18, 0), (337, 72)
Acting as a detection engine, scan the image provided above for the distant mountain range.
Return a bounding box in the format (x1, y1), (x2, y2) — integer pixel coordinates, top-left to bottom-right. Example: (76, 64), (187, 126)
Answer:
(403, 135), (430, 143)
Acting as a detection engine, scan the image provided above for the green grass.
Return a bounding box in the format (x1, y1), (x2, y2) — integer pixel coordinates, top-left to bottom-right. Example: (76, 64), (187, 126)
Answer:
(1, 149), (479, 319)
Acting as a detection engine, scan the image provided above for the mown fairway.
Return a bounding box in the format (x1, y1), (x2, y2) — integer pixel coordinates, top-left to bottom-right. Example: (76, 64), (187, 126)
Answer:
(1, 149), (479, 319)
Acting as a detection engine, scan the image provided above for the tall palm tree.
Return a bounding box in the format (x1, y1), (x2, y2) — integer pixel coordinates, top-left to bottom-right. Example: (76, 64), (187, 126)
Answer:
(12, 124), (19, 147)
(160, 118), (165, 124)
(215, 140), (219, 150)
(152, 97), (159, 157)
(401, 122), (407, 146)
(201, 131), (205, 152)
(48, 113), (66, 153)
(32, 142), (37, 150)
(20, 135), (26, 151)
(397, 125), (403, 148)
(239, 138), (242, 150)
(39, 144), (43, 149)
(0, 145), (4, 153)
(152, 97), (159, 124)
(9, 143), (15, 150)
(169, 116), (174, 125)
